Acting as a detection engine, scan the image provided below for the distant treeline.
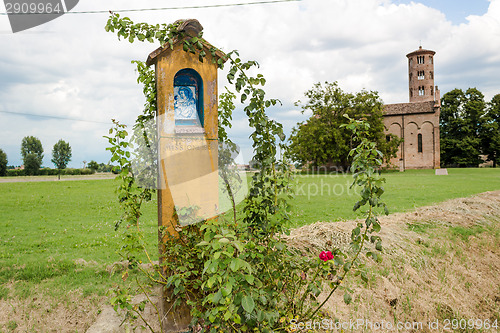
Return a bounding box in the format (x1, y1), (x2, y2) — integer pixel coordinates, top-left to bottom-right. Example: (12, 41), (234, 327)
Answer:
(6, 168), (94, 177)
(4, 163), (117, 177)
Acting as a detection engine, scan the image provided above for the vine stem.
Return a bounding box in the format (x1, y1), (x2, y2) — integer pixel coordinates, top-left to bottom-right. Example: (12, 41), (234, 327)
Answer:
(138, 265), (166, 285)
(229, 321), (239, 332)
(304, 182), (373, 322)
(221, 169), (237, 225)
(105, 16), (300, 331)
(136, 277), (162, 332)
(297, 264), (322, 317)
(136, 197), (143, 231)
(272, 163), (278, 207)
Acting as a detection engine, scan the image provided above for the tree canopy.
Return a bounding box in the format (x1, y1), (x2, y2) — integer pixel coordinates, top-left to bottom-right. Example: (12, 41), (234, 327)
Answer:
(482, 94), (500, 167)
(439, 88), (494, 167)
(21, 136), (44, 175)
(88, 160), (99, 171)
(288, 82), (400, 170)
(0, 148), (7, 176)
(51, 139), (72, 170)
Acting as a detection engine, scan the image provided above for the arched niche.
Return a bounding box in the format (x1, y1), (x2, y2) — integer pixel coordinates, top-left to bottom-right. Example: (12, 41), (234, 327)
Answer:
(174, 68), (204, 127)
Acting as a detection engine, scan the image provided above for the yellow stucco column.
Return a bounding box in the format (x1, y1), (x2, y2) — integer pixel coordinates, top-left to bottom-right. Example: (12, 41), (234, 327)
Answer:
(146, 19), (225, 332)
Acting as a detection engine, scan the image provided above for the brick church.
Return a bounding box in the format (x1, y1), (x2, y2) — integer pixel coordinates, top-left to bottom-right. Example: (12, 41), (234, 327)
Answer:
(383, 46), (441, 170)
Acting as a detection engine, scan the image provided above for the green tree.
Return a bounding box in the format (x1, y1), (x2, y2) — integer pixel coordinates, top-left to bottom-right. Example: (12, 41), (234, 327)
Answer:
(51, 139), (72, 169)
(24, 154), (40, 175)
(481, 94), (500, 167)
(97, 163), (113, 172)
(288, 81), (400, 170)
(0, 148), (7, 176)
(88, 160), (99, 172)
(440, 88), (485, 167)
(21, 136), (44, 175)
(51, 139), (72, 179)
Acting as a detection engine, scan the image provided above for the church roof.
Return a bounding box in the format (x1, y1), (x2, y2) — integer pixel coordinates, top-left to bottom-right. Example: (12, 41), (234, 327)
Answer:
(383, 101), (438, 116)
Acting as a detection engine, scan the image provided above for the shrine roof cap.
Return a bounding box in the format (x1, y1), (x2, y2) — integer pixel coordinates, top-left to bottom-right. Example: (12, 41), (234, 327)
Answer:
(146, 19), (226, 66)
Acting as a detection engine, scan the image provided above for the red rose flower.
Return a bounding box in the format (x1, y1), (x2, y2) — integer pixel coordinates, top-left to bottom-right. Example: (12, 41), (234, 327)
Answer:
(319, 250), (334, 261)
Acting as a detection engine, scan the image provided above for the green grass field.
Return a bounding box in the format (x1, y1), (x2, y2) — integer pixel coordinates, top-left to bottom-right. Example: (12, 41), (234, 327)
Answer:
(0, 168), (499, 300)
(289, 168), (500, 227)
(0, 179), (158, 299)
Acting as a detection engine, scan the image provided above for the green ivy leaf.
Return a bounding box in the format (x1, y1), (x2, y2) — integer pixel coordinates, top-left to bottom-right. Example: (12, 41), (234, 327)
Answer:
(343, 292), (352, 304)
(207, 276), (216, 288)
(229, 258), (240, 272)
(245, 274), (255, 285)
(242, 295), (255, 313)
(361, 271), (369, 283)
(334, 256), (344, 266)
(221, 283), (232, 296)
(219, 237), (230, 244)
(343, 262), (351, 272)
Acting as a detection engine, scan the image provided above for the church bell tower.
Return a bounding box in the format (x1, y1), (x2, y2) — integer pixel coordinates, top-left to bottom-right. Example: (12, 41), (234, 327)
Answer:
(406, 46), (437, 103)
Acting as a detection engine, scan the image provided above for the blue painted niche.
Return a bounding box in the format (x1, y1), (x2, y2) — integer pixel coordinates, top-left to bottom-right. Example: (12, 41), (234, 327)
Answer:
(174, 68), (204, 127)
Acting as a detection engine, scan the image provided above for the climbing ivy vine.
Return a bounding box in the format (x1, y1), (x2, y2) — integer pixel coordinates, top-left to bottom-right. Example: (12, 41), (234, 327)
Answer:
(104, 13), (387, 332)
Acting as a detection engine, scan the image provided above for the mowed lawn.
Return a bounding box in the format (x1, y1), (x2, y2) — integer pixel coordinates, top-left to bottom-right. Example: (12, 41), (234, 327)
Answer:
(0, 179), (158, 299)
(0, 168), (499, 299)
(288, 168), (500, 227)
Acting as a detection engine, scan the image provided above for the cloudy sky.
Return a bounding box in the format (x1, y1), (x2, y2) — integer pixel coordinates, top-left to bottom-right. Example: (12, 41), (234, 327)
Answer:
(0, 0), (498, 167)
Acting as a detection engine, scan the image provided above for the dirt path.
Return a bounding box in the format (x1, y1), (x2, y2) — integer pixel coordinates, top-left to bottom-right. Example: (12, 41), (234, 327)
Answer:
(0, 173), (116, 183)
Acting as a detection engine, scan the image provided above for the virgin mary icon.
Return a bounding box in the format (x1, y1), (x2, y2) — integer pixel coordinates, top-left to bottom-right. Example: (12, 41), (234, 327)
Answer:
(173, 68), (203, 127)
(174, 86), (197, 120)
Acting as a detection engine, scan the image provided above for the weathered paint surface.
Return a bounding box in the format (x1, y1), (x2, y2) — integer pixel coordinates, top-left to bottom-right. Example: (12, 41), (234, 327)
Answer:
(151, 38), (221, 332)
(155, 45), (219, 238)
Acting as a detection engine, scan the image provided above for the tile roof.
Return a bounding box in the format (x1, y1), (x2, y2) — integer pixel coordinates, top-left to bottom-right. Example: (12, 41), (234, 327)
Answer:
(383, 101), (437, 116)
